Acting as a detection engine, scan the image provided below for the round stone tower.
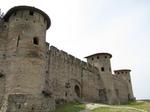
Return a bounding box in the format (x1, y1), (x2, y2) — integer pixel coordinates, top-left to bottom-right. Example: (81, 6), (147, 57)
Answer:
(114, 69), (135, 100)
(85, 53), (120, 104)
(3, 6), (51, 94)
(85, 53), (112, 73)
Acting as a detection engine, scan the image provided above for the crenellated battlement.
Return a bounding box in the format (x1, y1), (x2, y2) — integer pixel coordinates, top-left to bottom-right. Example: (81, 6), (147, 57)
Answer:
(3, 6), (51, 29)
(49, 45), (98, 73)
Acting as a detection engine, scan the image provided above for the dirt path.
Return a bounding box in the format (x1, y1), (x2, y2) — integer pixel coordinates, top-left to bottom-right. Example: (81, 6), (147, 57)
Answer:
(79, 102), (147, 112)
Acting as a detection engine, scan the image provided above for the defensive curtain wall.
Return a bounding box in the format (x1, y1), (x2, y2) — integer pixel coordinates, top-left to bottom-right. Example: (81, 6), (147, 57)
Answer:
(46, 45), (106, 103)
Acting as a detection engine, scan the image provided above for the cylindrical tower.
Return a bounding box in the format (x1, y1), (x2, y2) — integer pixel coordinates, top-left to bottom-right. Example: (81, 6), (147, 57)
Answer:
(85, 53), (114, 88)
(114, 69), (134, 100)
(3, 6), (51, 94)
(85, 53), (112, 73)
(85, 53), (120, 104)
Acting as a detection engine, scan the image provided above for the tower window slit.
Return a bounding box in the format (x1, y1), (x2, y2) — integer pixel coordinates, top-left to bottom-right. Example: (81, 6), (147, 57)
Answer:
(33, 37), (39, 45)
(17, 35), (20, 47)
(44, 18), (46, 23)
(29, 10), (34, 16)
(101, 67), (104, 71)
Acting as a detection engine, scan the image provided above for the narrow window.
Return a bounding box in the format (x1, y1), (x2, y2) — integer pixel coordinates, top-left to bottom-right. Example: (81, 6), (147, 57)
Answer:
(101, 67), (104, 71)
(97, 56), (99, 59)
(21, 11), (23, 18)
(105, 56), (107, 59)
(128, 94), (130, 99)
(92, 58), (94, 61)
(29, 10), (34, 16)
(33, 37), (38, 45)
(129, 79), (131, 83)
(44, 18), (46, 23)
(109, 67), (111, 71)
(17, 35), (20, 47)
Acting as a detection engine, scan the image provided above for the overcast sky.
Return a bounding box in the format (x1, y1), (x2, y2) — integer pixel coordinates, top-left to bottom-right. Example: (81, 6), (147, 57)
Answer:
(0, 0), (150, 100)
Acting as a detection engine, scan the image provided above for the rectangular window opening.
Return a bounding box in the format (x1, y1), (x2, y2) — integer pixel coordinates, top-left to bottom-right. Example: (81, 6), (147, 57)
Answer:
(17, 35), (20, 47)
(33, 37), (39, 45)
(29, 10), (34, 16)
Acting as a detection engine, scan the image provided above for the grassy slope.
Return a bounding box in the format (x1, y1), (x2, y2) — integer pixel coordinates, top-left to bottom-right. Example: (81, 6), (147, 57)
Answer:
(91, 101), (150, 112)
(51, 101), (150, 112)
(51, 101), (86, 112)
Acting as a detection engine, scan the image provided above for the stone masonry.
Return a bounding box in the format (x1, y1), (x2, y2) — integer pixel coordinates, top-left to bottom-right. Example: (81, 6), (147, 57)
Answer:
(0, 6), (135, 112)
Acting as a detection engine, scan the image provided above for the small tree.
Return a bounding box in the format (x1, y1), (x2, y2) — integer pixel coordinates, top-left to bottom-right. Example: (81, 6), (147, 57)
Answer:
(0, 9), (4, 21)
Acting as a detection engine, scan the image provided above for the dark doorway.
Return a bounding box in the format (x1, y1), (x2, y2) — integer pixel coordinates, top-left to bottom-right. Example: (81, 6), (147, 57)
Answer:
(75, 85), (80, 98)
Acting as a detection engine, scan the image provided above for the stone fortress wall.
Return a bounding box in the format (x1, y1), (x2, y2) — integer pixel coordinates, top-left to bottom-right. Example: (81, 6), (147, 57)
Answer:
(46, 45), (105, 103)
(0, 6), (135, 112)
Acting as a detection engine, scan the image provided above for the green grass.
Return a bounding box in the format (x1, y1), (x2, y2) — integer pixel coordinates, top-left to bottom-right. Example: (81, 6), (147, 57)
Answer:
(51, 101), (86, 112)
(90, 101), (150, 112)
(51, 101), (150, 112)
(90, 107), (138, 112)
(120, 101), (150, 111)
